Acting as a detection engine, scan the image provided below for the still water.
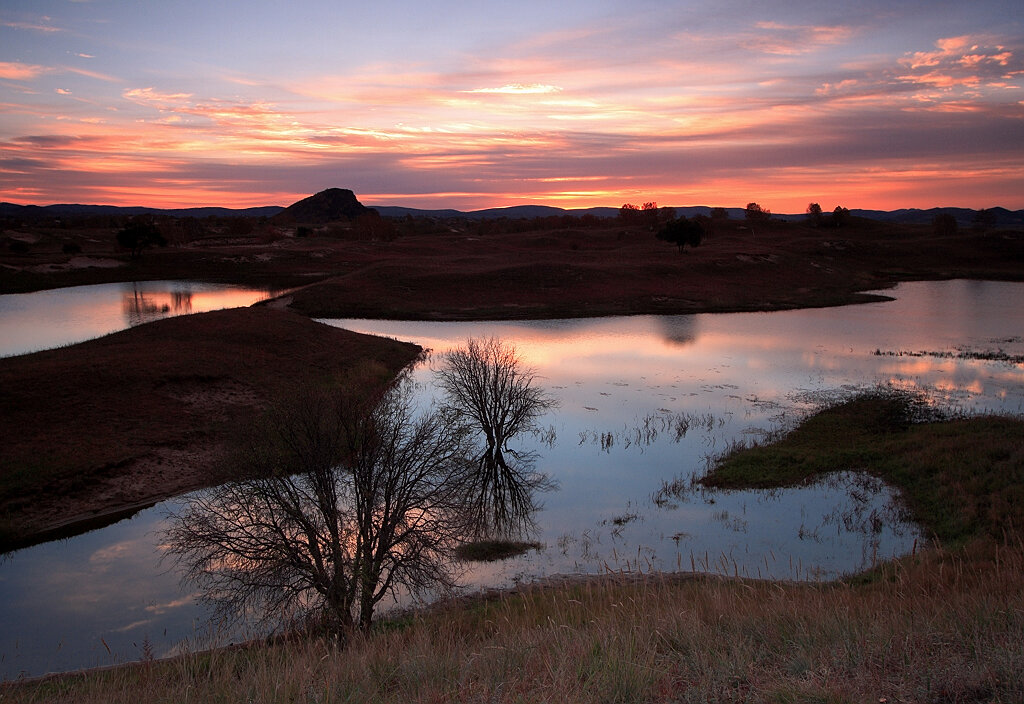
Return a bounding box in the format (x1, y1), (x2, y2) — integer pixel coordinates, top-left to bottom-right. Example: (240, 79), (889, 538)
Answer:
(0, 281), (281, 358)
(1, 280), (1023, 679)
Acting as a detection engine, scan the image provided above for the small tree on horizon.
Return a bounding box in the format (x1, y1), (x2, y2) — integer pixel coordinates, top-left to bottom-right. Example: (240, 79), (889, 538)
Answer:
(116, 219), (167, 259)
(807, 202), (823, 226)
(619, 203), (641, 223)
(744, 202), (770, 222)
(656, 217), (704, 252)
(831, 206), (850, 228)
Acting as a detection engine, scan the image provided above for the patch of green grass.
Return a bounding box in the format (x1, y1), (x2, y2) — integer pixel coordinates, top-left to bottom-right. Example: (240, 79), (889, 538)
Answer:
(454, 539), (542, 562)
(704, 391), (1024, 546)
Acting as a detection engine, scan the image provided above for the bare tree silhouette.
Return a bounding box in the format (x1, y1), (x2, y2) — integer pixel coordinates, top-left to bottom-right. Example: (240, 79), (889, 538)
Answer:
(435, 337), (557, 539)
(164, 340), (557, 638)
(164, 373), (474, 637)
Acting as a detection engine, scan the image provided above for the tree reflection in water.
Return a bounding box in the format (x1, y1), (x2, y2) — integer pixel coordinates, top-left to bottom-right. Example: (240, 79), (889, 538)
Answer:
(121, 285), (194, 326)
(164, 339), (556, 638)
(436, 337), (558, 539)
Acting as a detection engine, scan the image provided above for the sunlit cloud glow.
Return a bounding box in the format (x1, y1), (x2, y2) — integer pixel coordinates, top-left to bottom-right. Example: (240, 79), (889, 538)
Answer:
(0, 61), (49, 81)
(1, 1), (1022, 210)
(467, 84), (563, 94)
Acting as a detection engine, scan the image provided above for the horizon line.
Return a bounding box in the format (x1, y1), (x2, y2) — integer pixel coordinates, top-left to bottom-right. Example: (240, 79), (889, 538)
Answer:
(3, 198), (1019, 216)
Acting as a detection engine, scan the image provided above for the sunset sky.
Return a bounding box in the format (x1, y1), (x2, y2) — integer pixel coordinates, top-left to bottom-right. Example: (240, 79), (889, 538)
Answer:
(2, 0), (1022, 212)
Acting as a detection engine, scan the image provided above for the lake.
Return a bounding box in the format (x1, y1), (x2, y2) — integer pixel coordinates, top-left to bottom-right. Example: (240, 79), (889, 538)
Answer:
(1, 279), (1022, 679)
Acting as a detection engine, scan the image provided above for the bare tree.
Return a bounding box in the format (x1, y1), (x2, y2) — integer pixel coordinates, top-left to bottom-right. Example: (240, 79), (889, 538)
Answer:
(163, 373), (474, 638)
(164, 340), (557, 639)
(435, 337), (557, 539)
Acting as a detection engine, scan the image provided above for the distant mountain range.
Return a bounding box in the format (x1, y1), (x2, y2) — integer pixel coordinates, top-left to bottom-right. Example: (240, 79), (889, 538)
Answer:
(3, 199), (1023, 227)
(0, 202), (284, 219)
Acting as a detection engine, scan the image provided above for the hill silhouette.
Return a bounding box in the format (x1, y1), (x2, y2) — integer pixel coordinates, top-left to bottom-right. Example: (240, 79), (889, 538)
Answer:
(271, 188), (375, 225)
(3, 191), (1024, 227)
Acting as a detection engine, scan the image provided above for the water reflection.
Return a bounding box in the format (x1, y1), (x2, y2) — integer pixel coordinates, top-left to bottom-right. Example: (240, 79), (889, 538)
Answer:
(163, 346), (554, 638)
(0, 497), (222, 678)
(1, 280), (1023, 679)
(436, 338), (557, 538)
(0, 281), (280, 358)
(121, 285), (196, 326)
(656, 315), (699, 347)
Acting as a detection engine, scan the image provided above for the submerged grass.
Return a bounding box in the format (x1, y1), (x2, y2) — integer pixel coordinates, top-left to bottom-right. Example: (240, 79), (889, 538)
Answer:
(454, 539), (542, 562)
(5, 391), (1023, 703)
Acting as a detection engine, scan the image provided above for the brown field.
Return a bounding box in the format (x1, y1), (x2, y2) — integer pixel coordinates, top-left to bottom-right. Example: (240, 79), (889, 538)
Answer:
(4, 216), (1022, 317)
(0, 306), (419, 549)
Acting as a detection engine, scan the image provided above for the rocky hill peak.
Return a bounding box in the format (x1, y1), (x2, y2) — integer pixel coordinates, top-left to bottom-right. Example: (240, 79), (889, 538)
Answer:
(272, 188), (375, 225)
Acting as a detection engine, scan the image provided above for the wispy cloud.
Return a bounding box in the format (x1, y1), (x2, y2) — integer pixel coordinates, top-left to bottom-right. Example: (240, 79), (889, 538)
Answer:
(744, 21), (854, 56)
(1, 18), (64, 33)
(0, 61), (50, 81)
(62, 65), (122, 82)
(123, 87), (196, 108)
(145, 596), (197, 615)
(467, 83), (563, 94)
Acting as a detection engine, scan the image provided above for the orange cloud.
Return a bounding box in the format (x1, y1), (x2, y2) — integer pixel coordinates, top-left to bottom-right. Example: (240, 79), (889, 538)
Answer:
(899, 36), (1021, 91)
(0, 61), (49, 81)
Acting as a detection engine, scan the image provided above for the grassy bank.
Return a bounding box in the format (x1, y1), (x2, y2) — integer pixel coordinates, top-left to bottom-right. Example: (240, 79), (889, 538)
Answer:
(6, 393), (1022, 702)
(0, 307), (421, 549)
(703, 392), (1023, 548)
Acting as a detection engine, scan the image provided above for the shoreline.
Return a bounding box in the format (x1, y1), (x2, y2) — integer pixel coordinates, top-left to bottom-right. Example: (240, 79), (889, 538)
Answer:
(0, 274), (1016, 551)
(3, 216), (1022, 548)
(0, 307), (422, 551)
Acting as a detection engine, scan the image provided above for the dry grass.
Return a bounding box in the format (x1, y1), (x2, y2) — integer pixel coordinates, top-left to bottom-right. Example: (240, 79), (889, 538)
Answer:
(5, 217), (1022, 319)
(5, 545), (1022, 703)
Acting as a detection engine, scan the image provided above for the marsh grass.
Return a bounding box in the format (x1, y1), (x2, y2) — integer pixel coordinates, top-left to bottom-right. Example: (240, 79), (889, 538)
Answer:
(454, 540), (543, 562)
(705, 391), (1023, 546)
(5, 391), (1023, 703)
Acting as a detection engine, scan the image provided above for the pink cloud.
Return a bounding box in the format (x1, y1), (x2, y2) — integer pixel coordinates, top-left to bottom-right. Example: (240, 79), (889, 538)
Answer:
(0, 62), (49, 81)
(1, 19), (63, 33)
(899, 36), (1021, 91)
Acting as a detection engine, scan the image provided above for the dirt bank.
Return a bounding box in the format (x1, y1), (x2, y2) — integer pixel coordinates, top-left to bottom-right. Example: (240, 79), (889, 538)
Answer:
(0, 306), (420, 550)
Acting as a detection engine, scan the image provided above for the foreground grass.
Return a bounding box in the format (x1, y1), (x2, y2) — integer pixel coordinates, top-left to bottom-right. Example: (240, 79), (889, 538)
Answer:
(5, 394), (1023, 703)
